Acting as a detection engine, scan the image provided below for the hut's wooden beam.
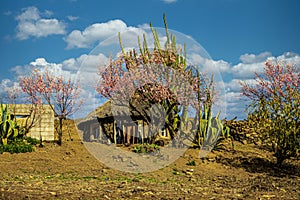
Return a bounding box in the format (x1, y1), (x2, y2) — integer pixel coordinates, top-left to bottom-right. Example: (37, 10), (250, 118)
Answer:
(113, 120), (117, 144)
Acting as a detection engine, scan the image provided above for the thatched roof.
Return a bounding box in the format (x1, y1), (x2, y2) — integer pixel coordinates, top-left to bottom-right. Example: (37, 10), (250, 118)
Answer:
(77, 100), (144, 128)
(86, 100), (113, 119)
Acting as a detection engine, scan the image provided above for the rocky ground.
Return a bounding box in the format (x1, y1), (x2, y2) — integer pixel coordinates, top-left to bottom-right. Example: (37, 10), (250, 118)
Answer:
(0, 121), (299, 199)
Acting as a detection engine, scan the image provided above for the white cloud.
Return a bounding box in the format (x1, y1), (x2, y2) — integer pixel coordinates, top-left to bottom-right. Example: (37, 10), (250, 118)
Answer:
(231, 51), (272, 79)
(0, 79), (22, 103)
(16, 7), (40, 21)
(11, 58), (72, 80)
(0, 79), (13, 92)
(239, 52), (272, 64)
(273, 52), (300, 65)
(15, 6), (66, 40)
(64, 19), (127, 49)
(62, 53), (109, 72)
(162, 0), (177, 4)
(224, 79), (242, 93)
(67, 15), (79, 21)
(189, 54), (231, 74)
(231, 62), (265, 79)
(231, 51), (300, 80)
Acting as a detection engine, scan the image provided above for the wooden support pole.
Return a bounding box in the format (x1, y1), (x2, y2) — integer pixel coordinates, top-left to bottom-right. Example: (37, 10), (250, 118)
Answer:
(99, 123), (102, 143)
(113, 120), (117, 144)
(122, 124), (125, 144)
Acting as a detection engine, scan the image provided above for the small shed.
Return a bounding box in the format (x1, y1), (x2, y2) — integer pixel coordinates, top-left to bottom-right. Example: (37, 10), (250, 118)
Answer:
(77, 101), (170, 145)
(4, 104), (54, 141)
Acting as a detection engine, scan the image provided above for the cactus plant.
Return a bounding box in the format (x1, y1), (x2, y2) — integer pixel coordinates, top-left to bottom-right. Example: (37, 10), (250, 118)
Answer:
(0, 104), (24, 145)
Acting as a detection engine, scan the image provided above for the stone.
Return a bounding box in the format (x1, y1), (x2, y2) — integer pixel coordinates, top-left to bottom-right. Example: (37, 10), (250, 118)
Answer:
(50, 192), (57, 196)
(254, 140), (262, 145)
(241, 140), (247, 145)
(121, 157), (128, 162)
(130, 160), (138, 166)
(186, 171), (193, 176)
(117, 181), (127, 188)
(143, 191), (154, 196)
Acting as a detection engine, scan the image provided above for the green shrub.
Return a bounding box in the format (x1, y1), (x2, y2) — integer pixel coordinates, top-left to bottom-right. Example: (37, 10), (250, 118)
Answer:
(133, 143), (161, 154)
(24, 137), (40, 145)
(0, 139), (34, 154)
(186, 160), (196, 166)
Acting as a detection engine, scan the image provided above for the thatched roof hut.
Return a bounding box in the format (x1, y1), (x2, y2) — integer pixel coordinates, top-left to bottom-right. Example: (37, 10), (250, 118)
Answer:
(77, 100), (170, 145)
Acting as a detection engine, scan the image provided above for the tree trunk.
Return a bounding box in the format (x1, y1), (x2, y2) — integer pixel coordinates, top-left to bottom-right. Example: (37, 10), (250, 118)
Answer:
(57, 117), (63, 146)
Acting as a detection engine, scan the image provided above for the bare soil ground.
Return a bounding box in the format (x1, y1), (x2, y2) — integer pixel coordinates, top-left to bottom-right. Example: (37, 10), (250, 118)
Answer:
(0, 121), (299, 200)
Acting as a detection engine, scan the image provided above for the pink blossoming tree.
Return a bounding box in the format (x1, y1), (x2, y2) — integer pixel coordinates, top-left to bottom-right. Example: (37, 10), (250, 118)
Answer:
(19, 68), (83, 145)
(96, 16), (213, 144)
(240, 60), (300, 165)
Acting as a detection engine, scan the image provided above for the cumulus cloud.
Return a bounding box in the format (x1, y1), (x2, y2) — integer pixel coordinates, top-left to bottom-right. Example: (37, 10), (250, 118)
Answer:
(231, 52), (273, 79)
(64, 19), (128, 49)
(11, 57), (64, 77)
(224, 79), (242, 93)
(0, 78), (23, 103)
(239, 52), (272, 64)
(161, 0), (177, 4)
(0, 79), (16, 93)
(273, 52), (300, 65)
(15, 7), (66, 40)
(189, 53), (231, 74)
(231, 51), (300, 80)
(231, 62), (265, 79)
(62, 53), (109, 72)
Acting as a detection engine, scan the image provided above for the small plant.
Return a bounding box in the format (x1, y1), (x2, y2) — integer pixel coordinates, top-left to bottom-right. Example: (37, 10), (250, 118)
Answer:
(186, 160), (196, 166)
(172, 168), (180, 175)
(133, 143), (161, 154)
(24, 137), (40, 146)
(0, 139), (34, 154)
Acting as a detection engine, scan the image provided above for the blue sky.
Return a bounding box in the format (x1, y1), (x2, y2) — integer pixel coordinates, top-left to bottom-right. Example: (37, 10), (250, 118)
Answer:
(0, 0), (300, 119)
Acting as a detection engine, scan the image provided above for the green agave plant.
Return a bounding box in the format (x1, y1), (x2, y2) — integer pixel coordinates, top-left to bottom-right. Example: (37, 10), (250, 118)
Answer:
(192, 100), (232, 150)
